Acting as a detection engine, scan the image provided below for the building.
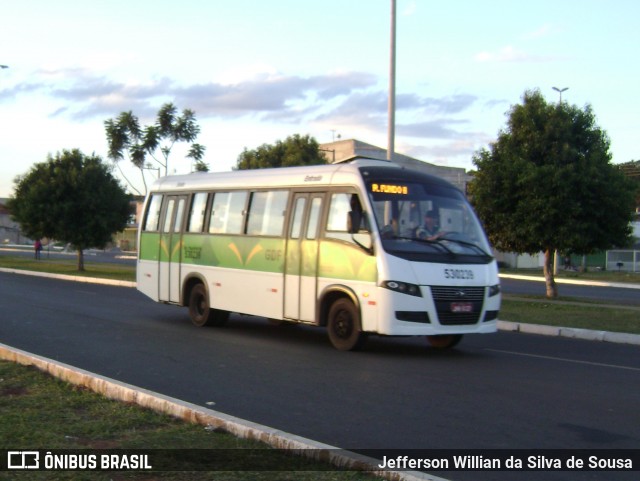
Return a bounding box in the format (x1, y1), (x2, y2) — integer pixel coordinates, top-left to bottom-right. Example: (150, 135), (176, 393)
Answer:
(115, 197), (145, 251)
(0, 198), (26, 245)
(319, 138), (471, 191)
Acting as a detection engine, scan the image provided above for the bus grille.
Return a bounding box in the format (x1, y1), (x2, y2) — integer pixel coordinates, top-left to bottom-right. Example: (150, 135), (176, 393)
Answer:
(430, 286), (485, 326)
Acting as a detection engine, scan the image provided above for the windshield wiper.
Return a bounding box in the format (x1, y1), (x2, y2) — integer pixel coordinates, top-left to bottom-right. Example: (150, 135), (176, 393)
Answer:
(438, 235), (492, 258)
(389, 235), (456, 255)
(388, 234), (492, 258)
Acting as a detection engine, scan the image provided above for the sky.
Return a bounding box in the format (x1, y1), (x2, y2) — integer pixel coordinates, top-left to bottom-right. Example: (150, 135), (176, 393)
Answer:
(1, 0), (638, 197)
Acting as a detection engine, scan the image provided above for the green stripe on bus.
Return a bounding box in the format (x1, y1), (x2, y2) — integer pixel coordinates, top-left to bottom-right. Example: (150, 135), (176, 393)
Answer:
(139, 233), (376, 281)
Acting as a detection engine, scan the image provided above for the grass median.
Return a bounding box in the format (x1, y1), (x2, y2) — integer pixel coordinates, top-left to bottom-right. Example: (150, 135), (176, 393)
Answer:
(0, 253), (136, 282)
(0, 361), (378, 481)
(500, 296), (640, 335)
(499, 267), (640, 335)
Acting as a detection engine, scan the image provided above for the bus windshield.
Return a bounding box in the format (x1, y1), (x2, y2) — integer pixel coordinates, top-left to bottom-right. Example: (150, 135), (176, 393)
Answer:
(366, 179), (493, 263)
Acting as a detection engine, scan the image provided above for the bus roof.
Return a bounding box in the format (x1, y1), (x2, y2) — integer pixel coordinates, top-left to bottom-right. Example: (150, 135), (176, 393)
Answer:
(148, 158), (458, 193)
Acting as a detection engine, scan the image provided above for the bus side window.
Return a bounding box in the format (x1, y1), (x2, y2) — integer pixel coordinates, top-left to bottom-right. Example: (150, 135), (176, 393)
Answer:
(173, 198), (186, 233)
(326, 193), (351, 232)
(163, 199), (175, 233)
(306, 197), (323, 239)
(143, 194), (163, 231)
(187, 193), (208, 233)
(326, 192), (360, 243)
(209, 191), (248, 234)
(246, 190), (289, 236)
(290, 197), (306, 239)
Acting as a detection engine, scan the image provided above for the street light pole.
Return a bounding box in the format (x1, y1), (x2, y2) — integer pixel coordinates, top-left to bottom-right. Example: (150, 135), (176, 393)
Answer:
(387, 0), (396, 161)
(552, 86), (568, 103)
(551, 86), (568, 275)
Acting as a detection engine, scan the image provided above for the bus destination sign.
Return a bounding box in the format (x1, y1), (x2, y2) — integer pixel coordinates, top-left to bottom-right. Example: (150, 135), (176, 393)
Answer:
(371, 183), (409, 195)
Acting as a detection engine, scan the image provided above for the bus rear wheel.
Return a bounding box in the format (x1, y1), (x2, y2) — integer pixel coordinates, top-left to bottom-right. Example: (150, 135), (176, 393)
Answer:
(426, 334), (463, 349)
(188, 284), (229, 327)
(327, 298), (367, 351)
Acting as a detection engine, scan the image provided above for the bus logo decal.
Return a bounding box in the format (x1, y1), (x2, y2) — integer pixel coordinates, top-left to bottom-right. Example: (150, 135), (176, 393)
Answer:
(228, 242), (263, 266)
(159, 238), (182, 261)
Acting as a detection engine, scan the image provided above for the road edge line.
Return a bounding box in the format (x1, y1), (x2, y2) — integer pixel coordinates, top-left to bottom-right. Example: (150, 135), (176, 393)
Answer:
(0, 267), (136, 287)
(499, 273), (640, 289)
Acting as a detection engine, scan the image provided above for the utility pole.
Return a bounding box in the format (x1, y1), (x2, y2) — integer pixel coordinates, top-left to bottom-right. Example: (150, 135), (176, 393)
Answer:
(387, 0), (396, 161)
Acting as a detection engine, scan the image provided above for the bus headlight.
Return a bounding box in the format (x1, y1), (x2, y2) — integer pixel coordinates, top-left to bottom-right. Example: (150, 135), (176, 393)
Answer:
(382, 281), (422, 297)
(488, 284), (501, 297)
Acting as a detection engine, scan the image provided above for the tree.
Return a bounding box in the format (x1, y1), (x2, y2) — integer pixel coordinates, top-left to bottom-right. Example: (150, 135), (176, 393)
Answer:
(617, 160), (640, 209)
(235, 134), (327, 170)
(8, 149), (131, 271)
(105, 103), (207, 194)
(469, 89), (636, 298)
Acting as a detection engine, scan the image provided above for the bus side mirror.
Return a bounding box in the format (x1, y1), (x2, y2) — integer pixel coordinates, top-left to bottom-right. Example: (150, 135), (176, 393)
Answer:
(353, 232), (372, 252)
(348, 211), (372, 253)
(347, 210), (361, 234)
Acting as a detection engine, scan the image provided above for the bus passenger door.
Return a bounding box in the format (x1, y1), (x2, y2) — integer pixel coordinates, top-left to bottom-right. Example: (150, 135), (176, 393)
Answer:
(159, 195), (187, 303)
(284, 193), (323, 322)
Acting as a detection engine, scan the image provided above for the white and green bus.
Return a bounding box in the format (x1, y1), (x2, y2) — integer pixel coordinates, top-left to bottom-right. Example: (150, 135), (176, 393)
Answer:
(137, 159), (500, 351)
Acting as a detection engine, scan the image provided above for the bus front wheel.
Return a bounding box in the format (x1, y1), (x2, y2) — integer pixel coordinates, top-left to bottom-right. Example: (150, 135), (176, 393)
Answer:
(426, 334), (463, 349)
(188, 284), (229, 327)
(327, 299), (367, 351)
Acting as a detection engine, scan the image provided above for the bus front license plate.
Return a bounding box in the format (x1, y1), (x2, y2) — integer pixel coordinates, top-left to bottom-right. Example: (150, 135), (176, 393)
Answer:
(451, 302), (473, 313)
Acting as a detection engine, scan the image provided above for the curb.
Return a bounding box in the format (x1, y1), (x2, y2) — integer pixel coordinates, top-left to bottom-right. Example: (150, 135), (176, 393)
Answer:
(497, 320), (640, 345)
(0, 267), (136, 288)
(0, 343), (446, 481)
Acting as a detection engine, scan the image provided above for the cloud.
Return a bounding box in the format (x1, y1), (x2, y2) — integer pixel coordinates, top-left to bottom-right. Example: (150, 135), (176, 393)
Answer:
(409, 93), (478, 115)
(402, 0), (417, 16)
(483, 98), (509, 110)
(0, 82), (44, 102)
(397, 119), (470, 139)
(6, 67), (483, 147)
(474, 45), (556, 63)
(522, 23), (558, 40)
(13, 68), (379, 123)
(400, 133), (497, 168)
(312, 91), (387, 134)
(404, 140), (477, 162)
(174, 71), (378, 119)
(311, 86), (482, 145)
(315, 91), (478, 125)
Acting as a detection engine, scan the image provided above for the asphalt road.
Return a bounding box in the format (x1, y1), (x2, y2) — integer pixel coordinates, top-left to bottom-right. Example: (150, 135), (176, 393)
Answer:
(500, 276), (640, 305)
(1, 271), (639, 481)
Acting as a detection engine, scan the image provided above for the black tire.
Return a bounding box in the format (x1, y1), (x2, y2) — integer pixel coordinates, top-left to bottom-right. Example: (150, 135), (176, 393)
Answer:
(426, 334), (463, 349)
(188, 284), (229, 327)
(327, 298), (367, 351)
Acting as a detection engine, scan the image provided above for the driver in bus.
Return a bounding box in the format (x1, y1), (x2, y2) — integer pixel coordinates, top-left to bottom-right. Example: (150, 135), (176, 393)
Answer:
(416, 210), (444, 241)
